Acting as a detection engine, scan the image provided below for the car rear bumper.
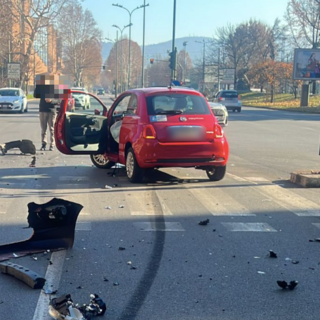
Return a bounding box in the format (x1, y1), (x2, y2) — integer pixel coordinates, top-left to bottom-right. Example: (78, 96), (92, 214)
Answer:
(135, 139), (229, 168)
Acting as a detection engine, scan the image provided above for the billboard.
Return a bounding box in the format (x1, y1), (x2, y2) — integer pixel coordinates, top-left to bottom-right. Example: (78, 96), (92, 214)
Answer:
(221, 68), (235, 84)
(7, 62), (21, 80)
(293, 48), (320, 80)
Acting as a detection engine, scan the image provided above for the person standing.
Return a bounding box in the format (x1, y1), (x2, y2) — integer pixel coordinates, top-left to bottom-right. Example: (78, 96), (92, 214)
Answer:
(34, 75), (60, 151)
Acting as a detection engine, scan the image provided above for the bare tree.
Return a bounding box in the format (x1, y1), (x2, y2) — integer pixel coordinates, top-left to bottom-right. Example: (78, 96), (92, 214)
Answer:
(0, 0), (67, 87)
(285, 0), (320, 48)
(58, 0), (102, 87)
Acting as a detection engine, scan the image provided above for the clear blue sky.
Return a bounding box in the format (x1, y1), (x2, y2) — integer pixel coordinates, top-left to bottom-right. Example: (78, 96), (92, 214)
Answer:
(82, 0), (289, 45)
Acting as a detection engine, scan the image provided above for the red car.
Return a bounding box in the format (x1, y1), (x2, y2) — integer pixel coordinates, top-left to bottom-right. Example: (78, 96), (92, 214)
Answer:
(55, 87), (229, 183)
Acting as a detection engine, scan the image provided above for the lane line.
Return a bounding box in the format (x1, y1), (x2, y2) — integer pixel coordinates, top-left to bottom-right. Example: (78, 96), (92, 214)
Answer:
(32, 250), (67, 320)
(222, 222), (277, 232)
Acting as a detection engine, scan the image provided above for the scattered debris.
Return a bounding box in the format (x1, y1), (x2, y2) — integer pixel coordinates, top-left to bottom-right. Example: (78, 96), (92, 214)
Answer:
(76, 286), (83, 289)
(257, 271), (266, 275)
(118, 205), (124, 208)
(0, 198), (83, 261)
(285, 258), (292, 261)
(127, 261), (132, 265)
(49, 293), (106, 320)
(130, 266), (137, 270)
(277, 280), (298, 290)
(269, 250), (277, 258)
(43, 288), (58, 295)
(103, 277), (109, 282)
(315, 238), (320, 242)
(118, 247), (125, 251)
(104, 185), (112, 189)
(198, 219), (210, 226)
(292, 260), (299, 264)
(113, 282), (119, 286)
(0, 262), (46, 289)
(32, 256), (38, 261)
(0, 140), (36, 155)
(29, 156), (36, 167)
(112, 184), (118, 187)
(105, 206), (112, 210)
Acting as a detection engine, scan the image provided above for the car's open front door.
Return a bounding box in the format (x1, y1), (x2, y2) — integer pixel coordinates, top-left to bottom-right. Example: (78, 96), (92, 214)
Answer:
(55, 91), (108, 155)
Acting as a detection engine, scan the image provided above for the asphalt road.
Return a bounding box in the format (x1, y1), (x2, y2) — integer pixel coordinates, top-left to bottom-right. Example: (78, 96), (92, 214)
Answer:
(0, 101), (320, 320)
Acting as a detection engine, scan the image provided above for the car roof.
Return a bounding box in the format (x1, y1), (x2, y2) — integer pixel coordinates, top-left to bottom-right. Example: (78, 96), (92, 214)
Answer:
(128, 86), (200, 96)
(0, 87), (21, 90)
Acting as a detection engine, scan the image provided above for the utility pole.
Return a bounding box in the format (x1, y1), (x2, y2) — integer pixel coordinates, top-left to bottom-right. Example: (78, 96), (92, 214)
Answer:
(217, 48), (220, 91)
(171, 0), (177, 81)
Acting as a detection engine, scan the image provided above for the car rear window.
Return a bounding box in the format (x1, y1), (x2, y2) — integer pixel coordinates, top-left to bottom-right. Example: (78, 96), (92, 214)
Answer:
(221, 91), (238, 98)
(146, 94), (210, 115)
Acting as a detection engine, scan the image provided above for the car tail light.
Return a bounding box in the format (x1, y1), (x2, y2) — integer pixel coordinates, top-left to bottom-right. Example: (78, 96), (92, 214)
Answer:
(219, 97), (223, 101)
(143, 125), (156, 139)
(238, 95), (241, 100)
(214, 124), (224, 138)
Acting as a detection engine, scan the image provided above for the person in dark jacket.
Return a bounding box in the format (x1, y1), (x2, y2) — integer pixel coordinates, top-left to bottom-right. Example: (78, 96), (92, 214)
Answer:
(34, 75), (61, 151)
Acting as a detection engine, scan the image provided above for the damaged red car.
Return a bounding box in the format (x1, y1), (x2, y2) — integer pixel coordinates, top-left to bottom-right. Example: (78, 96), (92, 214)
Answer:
(55, 87), (229, 183)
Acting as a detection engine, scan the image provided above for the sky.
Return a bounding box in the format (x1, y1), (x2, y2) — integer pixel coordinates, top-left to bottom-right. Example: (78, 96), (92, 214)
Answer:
(82, 0), (289, 45)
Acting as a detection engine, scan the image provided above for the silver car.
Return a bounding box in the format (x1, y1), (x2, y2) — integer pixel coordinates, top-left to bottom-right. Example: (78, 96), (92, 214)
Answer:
(0, 88), (28, 113)
(214, 90), (241, 113)
(208, 102), (228, 126)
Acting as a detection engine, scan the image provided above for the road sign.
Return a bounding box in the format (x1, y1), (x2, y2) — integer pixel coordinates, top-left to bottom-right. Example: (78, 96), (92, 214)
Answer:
(7, 63), (21, 80)
(221, 68), (235, 84)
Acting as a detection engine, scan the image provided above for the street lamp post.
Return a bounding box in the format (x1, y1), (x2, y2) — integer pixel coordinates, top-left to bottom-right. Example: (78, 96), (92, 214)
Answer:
(105, 32), (119, 98)
(195, 40), (206, 92)
(112, 23), (131, 93)
(112, 3), (149, 89)
(183, 41), (187, 83)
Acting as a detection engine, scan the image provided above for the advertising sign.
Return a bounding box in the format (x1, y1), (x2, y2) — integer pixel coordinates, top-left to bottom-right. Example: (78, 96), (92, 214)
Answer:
(221, 68), (235, 84)
(293, 48), (320, 80)
(7, 63), (21, 80)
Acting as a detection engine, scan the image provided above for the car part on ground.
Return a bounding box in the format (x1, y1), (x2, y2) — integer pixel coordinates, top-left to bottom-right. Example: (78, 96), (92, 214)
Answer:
(0, 198), (83, 262)
(0, 139), (36, 155)
(90, 154), (115, 169)
(49, 294), (106, 320)
(0, 262), (46, 289)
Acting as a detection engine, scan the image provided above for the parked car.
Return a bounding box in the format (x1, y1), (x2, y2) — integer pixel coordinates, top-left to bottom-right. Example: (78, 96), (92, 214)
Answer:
(55, 87), (229, 183)
(208, 102), (228, 126)
(0, 88), (28, 113)
(97, 89), (105, 95)
(214, 90), (241, 112)
(71, 87), (90, 109)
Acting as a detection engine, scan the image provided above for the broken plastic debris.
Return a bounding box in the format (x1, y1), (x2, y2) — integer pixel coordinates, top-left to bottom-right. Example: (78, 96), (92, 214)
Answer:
(198, 219), (210, 226)
(105, 185), (112, 189)
(257, 271), (266, 274)
(113, 282), (119, 286)
(118, 247), (125, 251)
(105, 206), (112, 210)
(277, 280), (298, 290)
(49, 293), (106, 319)
(0, 198), (83, 262)
(118, 205), (124, 208)
(269, 250), (277, 258)
(292, 260), (299, 264)
(127, 261), (132, 265)
(0, 262), (46, 289)
(32, 256), (38, 261)
(285, 257), (292, 261)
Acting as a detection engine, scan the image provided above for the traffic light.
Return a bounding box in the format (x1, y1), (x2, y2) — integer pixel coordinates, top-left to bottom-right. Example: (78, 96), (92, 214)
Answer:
(150, 58), (154, 64)
(169, 51), (175, 70)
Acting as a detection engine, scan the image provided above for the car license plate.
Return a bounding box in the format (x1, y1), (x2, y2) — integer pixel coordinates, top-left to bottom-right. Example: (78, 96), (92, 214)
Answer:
(169, 126), (203, 141)
(1, 104), (9, 109)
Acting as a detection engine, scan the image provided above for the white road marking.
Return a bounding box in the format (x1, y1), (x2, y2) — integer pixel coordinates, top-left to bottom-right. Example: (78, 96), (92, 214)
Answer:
(0, 182), (26, 188)
(125, 190), (172, 215)
(133, 222), (185, 231)
(226, 173), (247, 182)
(75, 222), (92, 231)
(244, 177), (269, 182)
(228, 173), (320, 217)
(59, 176), (89, 181)
(187, 187), (255, 216)
(312, 223), (320, 229)
(33, 250), (66, 320)
(222, 222), (277, 232)
(56, 184), (90, 189)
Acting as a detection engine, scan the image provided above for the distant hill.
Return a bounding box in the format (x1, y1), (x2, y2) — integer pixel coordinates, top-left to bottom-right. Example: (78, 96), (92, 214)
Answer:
(101, 36), (212, 65)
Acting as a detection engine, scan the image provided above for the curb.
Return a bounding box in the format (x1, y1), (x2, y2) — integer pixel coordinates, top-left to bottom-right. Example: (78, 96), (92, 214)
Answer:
(290, 171), (320, 188)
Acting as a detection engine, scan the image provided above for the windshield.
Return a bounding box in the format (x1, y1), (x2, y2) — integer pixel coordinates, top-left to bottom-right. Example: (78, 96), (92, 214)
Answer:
(146, 94), (210, 115)
(0, 90), (19, 97)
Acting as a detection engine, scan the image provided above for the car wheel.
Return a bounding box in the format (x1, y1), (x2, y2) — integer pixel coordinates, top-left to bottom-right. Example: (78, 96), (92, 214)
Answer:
(19, 105), (23, 113)
(232, 109), (236, 113)
(90, 154), (115, 169)
(206, 165), (226, 181)
(24, 103), (28, 112)
(224, 118), (228, 126)
(237, 108), (241, 113)
(126, 147), (144, 183)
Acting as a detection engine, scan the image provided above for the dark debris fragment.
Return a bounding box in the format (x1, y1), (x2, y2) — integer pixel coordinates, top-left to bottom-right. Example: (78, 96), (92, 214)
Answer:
(269, 250), (277, 258)
(277, 280), (298, 290)
(198, 219), (210, 226)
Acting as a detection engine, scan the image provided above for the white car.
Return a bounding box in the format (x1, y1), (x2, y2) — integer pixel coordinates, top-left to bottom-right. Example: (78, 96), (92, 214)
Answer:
(208, 102), (228, 126)
(0, 88), (28, 113)
(71, 87), (90, 109)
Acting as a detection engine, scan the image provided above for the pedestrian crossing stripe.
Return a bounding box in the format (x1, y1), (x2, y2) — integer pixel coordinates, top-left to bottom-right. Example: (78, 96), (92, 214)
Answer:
(222, 222), (277, 232)
(133, 222), (184, 232)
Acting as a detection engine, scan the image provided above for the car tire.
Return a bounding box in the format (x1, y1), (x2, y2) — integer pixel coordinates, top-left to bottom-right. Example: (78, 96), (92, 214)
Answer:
(206, 165), (226, 181)
(237, 108), (241, 113)
(19, 105), (23, 113)
(24, 103), (28, 112)
(224, 118), (228, 126)
(232, 109), (236, 113)
(126, 147), (144, 183)
(90, 154), (115, 169)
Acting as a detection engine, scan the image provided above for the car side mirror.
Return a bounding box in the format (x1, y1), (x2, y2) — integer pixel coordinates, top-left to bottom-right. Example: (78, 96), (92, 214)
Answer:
(94, 109), (100, 115)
